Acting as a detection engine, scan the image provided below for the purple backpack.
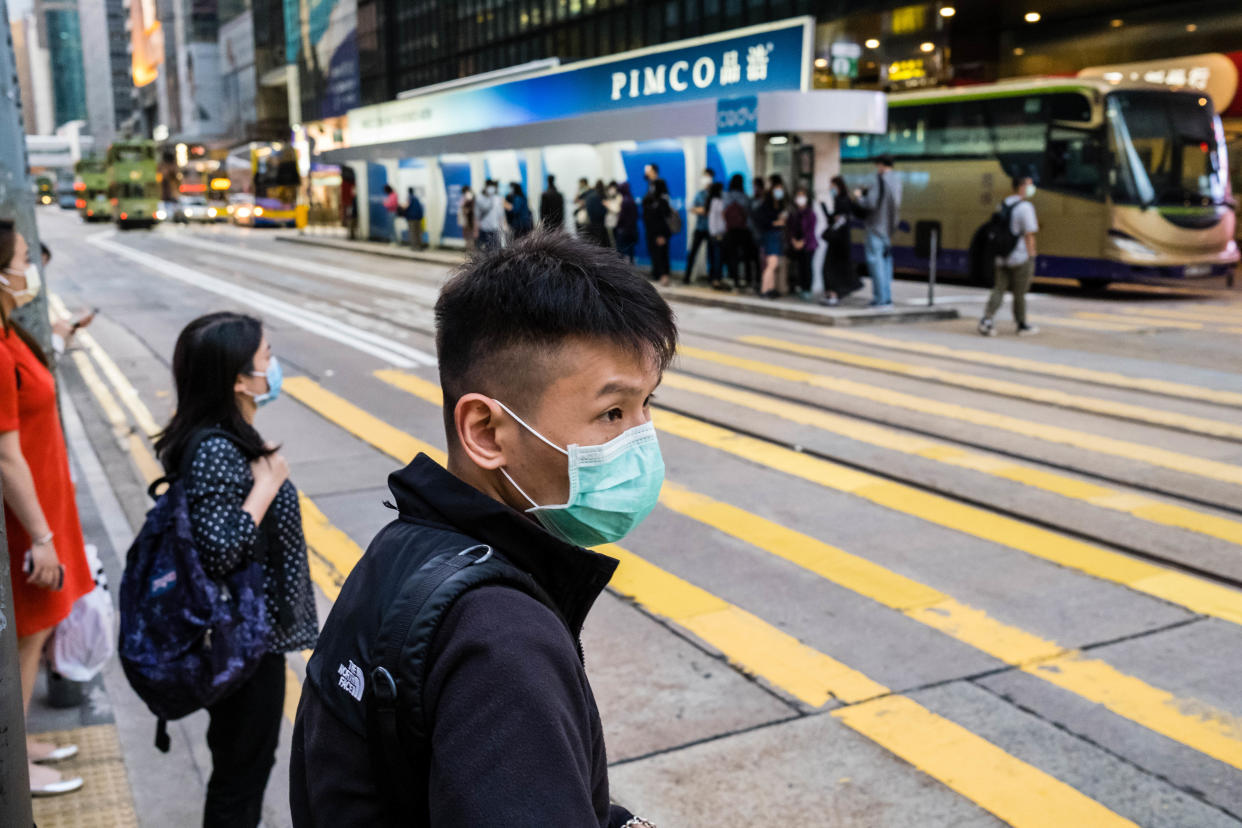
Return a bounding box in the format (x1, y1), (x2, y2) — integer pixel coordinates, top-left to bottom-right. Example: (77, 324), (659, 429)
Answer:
(118, 428), (270, 752)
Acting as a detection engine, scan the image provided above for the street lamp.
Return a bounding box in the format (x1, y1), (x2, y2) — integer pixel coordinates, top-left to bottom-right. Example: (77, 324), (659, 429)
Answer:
(865, 38), (880, 49)
(940, 6), (956, 17)
(1024, 11), (1041, 23)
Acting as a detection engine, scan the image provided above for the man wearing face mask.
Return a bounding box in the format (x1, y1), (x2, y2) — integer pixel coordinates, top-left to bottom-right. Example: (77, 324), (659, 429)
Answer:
(291, 229), (674, 828)
(682, 167), (715, 284)
(979, 175), (1040, 337)
(475, 179), (504, 251)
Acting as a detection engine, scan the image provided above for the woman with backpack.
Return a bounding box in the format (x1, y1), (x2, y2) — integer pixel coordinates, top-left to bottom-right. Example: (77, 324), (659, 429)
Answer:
(641, 178), (674, 286)
(153, 312), (317, 828)
(0, 220), (90, 797)
(705, 181), (727, 290)
(721, 174), (752, 289)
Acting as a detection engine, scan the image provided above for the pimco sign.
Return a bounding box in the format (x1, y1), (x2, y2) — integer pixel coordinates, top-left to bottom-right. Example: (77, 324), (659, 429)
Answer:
(348, 18), (811, 147)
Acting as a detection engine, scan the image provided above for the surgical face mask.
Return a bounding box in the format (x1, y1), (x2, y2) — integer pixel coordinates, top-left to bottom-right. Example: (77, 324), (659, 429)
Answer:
(245, 356), (283, 408)
(772, 188), (785, 201)
(701, 176), (712, 188)
(795, 195), (808, 208)
(494, 400), (665, 548)
(485, 186), (496, 195)
(0, 263), (41, 307)
(1024, 183), (1037, 199)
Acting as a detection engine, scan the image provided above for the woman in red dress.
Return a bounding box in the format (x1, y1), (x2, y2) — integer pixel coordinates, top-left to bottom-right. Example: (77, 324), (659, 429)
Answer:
(0, 221), (91, 796)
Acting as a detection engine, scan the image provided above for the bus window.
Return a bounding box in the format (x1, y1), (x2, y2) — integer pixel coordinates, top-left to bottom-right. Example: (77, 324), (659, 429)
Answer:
(1106, 91), (1226, 207)
(1045, 126), (1104, 198)
(883, 105), (929, 158)
(1048, 92), (1093, 124)
(929, 99), (989, 158)
(987, 96), (1045, 179)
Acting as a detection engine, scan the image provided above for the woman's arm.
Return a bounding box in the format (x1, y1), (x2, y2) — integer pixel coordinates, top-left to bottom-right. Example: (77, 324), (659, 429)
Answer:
(186, 439), (285, 578)
(0, 430), (59, 587)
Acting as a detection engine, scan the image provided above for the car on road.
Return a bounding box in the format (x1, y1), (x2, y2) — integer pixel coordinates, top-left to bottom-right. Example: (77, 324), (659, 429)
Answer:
(173, 196), (222, 223)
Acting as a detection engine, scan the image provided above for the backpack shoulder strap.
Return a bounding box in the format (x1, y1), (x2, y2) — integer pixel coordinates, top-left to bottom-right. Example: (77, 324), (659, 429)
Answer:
(147, 427), (242, 500)
(365, 544), (558, 822)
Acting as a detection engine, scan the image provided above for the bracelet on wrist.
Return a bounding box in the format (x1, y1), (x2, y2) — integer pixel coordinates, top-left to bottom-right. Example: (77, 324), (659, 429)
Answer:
(32, 531), (54, 547)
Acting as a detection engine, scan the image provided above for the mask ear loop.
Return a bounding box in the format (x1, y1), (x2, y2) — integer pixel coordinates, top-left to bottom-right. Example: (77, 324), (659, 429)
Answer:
(492, 399), (569, 513)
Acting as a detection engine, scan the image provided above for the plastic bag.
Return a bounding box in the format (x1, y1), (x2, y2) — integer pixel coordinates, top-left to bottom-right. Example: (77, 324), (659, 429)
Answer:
(48, 544), (115, 682)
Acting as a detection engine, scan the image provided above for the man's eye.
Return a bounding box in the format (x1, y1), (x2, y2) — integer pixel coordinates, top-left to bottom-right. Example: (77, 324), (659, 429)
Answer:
(605, 408), (623, 422)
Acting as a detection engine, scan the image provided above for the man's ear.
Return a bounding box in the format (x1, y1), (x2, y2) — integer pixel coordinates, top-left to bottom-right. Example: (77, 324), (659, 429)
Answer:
(455, 394), (508, 471)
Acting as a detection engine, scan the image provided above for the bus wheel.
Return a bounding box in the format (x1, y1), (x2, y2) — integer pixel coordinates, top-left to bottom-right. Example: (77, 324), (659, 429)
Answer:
(1078, 278), (1111, 293)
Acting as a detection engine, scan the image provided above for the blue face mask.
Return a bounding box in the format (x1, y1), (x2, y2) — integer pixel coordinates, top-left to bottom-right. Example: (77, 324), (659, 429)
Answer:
(494, 400), (665, 548)
(247, 356), (283, 408)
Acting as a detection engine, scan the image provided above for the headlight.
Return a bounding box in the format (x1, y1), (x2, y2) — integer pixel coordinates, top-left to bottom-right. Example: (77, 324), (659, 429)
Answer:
(208, 207), (218, 217)
(253, 206), (264, 217)
(155, 209), (167, 220)
(1111, 236), (1157, 259)
(236, 206), (251, 218)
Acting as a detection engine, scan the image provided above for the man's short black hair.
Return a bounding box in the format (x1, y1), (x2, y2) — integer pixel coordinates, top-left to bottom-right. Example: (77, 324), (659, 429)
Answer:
(1011, 175), (1032, 190)
(877, 154), (895, 168)
(435, 229), (678, 440)
(703, 168), (715, 177)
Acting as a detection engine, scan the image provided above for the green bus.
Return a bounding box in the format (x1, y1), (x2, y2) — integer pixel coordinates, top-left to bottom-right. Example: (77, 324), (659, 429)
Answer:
(107, 140), (161, 229)
(842, 78), (1238, 288)
(74, 158), (110, 222)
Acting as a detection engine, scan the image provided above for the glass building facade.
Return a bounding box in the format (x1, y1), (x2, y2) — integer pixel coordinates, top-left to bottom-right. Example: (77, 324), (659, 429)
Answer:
(44, 3), (87, 127)
(355, 0), (902, 106)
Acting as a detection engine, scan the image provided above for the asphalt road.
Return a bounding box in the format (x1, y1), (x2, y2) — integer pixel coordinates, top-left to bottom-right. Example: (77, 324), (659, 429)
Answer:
(38, 208), (1242, 827)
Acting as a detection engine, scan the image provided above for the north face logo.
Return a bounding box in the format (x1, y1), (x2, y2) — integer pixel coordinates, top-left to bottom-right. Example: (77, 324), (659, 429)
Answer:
(337, 660), (364, 701)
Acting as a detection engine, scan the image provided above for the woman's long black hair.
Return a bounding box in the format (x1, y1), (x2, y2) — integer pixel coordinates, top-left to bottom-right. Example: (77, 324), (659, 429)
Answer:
(154, 311), (275, 473)
(0, 219), (50, 369)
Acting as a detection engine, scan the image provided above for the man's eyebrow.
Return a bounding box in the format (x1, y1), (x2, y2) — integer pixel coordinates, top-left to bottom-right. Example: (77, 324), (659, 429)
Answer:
(596, 381), (647, 398)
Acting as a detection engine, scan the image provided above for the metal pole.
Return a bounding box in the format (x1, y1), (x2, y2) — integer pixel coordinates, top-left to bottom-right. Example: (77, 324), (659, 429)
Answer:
(927, 227), (938, 306)
(0, 7), (36, 825)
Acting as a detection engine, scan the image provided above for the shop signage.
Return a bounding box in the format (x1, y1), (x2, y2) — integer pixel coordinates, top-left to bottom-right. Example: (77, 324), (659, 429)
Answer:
(716, 95), (758, 134)
(1080, 53), (1239, 115)
(348, 18), (811, 147)
(830, 42), (860, 79)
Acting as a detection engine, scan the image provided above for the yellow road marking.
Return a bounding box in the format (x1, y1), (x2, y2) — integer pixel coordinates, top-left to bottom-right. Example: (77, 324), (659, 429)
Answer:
(833, 695), (1139, 828)
(652, 409), (1242, 627)
(662, 482), (1242, 770)
(1073, 311), (1205, 330)
(678, 344), (1242, 487)
(663, 372), (1242, 547)
(283, 375), (446, 465)
(69, 350), (166, 484)
(815, 328), (1242, 408)
(1119, 306), (1240, 324)
(739, 335), (1242, 441)
(299, 493), (365, 580)
(1027, 314), (1144, 332)
(75, 330), (164, 437)
(374, 369), (443, 405)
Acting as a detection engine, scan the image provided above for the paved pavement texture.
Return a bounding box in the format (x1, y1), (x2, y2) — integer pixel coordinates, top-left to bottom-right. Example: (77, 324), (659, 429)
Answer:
(25, 207), (1242, 827)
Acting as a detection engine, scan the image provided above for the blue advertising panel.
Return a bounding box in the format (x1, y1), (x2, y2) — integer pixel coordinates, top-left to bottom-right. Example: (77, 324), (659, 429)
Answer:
(284, 0), (360, 120)
(440, 156), (471, 240)
(621, 141), (687, 271)
(716, 95), (758, 135)
(350, 18), (809, 146)
(367, 162), (390, 241)
(707, 134), (753, 185)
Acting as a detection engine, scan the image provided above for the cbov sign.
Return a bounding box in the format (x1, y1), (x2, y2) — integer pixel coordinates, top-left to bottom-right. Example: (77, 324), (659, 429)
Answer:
(716, 95), (759, 134)
(349, 18), (811, 147)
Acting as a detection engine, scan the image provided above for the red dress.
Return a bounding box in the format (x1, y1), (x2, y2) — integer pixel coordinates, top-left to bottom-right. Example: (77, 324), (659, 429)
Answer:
(0, 327), (92, 637)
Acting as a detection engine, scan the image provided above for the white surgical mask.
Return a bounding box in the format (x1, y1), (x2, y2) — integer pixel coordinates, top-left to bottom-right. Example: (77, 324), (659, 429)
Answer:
(701, 176), (712, 188)
(795, 195), (808, 208)
(772, 188), (785, 200)
(0, 264), (41, 307)
(1024, 183), (1037, 199)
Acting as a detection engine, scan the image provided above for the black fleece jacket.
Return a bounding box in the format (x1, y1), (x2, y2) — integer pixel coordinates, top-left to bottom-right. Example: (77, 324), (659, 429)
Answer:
(289, 454), (633, 827)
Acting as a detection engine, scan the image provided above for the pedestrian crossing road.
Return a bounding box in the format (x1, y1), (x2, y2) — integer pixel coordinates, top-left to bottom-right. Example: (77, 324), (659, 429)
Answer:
(40, 212), (1242, 826)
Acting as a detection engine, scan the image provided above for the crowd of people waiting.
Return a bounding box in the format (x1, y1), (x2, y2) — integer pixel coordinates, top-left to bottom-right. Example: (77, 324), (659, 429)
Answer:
(438, 156), (903, 308)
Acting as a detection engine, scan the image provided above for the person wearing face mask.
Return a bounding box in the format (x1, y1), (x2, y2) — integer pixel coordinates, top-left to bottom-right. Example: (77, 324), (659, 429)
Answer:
(0, 220), (92, 797)
(153, 312), (317, 827)
(290, 229), (674, 828)
(756, 174), (788, 299)
(785, 187), (819, 301)
(475, 180), (504, 251)
(682, 167), (715, 284)
(979, 175), (1041, 337)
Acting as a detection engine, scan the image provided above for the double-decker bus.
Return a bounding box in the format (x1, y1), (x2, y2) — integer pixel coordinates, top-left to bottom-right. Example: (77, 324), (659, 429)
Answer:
(842, 78), (1238, 289)
(107, 139), (161, 229)
(224, 141), (299, 227)
(74, 158), (110, 221)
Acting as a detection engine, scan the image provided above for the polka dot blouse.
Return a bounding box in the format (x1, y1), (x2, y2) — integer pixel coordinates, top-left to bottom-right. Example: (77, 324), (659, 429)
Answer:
(185, 436), (318, 653)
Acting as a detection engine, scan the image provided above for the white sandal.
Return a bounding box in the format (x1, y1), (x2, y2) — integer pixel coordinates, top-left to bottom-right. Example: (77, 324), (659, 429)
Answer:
(31, 775), (84, 796)
(32, 743), (79, 763)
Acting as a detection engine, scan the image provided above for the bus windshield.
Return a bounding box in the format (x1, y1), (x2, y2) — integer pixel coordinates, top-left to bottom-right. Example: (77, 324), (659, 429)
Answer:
(1106, 91), (1227, 207)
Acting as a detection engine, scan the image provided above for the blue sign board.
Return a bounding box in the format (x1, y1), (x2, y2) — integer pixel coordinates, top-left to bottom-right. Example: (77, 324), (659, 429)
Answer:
(716, 95), (758, 135)
(350, 18), (810, 145)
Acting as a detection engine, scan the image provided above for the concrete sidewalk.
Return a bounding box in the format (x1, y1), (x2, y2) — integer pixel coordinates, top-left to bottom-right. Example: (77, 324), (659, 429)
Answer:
(279, 231), (959, 327)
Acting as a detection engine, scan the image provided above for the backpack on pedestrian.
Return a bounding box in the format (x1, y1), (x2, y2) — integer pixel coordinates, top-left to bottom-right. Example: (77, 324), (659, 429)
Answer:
(404, 199), (424, 222)
(306, 541), (560, 820)
(665, 199), (682, 235)
(983, 199), (1024, 261)
(118, 428), (271, 753)
(724, 200), (747, 231)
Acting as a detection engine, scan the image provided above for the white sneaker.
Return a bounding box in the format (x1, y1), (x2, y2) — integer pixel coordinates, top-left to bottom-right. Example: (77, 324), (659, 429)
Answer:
(1017, 325), (1040, 336)
(977, 318), (996, 337)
